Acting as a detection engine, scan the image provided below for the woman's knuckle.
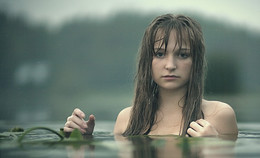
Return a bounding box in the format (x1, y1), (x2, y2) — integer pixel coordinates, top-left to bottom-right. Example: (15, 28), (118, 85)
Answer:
(64, 127), (70, 132)
(63, 127), (68, 132)
(75, 108), (81, 113)
(66, 121), (72, 127)
(72, 108), (78, 114)
(67, 116), (72, 121)
(205, 124), (211, 129)
(190, 121), (196, 126)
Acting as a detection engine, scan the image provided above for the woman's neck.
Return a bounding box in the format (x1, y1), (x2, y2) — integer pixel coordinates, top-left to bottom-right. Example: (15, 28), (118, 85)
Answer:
(158, 87), (187, 113)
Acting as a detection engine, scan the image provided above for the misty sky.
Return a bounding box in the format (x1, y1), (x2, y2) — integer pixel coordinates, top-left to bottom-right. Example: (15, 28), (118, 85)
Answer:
(0, 0), (260, 32)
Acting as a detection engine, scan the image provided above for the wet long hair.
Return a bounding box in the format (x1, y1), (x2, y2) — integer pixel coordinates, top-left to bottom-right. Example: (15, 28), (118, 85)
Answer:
(123, 14), (205, 136)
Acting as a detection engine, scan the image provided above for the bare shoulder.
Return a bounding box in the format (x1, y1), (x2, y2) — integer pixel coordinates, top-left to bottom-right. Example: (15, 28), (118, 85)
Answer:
(202, 100), (235, 117)
(113, 106), (132, 135)
(117, 106), (132, 120)
(202, 99), (238, 135)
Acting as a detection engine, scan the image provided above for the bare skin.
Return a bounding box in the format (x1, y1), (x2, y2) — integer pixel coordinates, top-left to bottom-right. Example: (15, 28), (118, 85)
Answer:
(64, 30), (238, 139)
(64, 108), (95, 135)
(64, 99), (238, 140)
(113, 99), (238, 139)
(114, 30), (238, 139)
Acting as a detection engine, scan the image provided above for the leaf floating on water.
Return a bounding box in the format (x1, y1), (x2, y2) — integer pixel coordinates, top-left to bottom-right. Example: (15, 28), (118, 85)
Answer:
(67, 129), (83, 141)
(9, 127), (24, 132)
(17, 127), (64, 143)
(0, 126), (24, 140)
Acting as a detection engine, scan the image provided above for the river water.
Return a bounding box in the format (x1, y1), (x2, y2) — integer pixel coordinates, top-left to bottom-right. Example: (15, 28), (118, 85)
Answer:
(0, 121), (260, 158)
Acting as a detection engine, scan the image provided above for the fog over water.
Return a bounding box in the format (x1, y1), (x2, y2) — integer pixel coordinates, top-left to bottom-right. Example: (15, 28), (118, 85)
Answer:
(1, 0), (260, 32)
(0, 0), (260, 123)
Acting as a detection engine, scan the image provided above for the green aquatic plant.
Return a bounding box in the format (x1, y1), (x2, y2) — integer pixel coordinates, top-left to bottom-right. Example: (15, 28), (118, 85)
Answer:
(14, 126), (96, 147)
(16, 127), (89, 143)
(0, 132), (21, 140)
(17, 127), (64, 143)
(9, 127), (24, 132)
(0, 127), (25, 141)
(0, 127), (87, 143)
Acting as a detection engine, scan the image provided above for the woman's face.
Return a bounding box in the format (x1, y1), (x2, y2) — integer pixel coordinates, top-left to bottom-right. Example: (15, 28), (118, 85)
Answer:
(152, 29), (192, 92)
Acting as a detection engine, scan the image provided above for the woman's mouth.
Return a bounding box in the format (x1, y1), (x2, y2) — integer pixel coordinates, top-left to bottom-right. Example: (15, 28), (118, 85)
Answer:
(162, 75), (180, 80)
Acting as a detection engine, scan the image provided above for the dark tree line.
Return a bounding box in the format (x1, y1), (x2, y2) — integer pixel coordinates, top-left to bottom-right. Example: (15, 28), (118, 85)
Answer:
(1, 11), (260, 120)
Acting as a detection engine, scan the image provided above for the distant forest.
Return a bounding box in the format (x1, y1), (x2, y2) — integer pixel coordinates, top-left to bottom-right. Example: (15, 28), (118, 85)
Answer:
(1, 11), (260, 121)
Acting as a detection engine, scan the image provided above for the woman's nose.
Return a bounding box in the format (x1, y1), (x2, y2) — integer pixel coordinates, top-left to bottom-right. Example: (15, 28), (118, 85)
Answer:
(165, 55), (177, 70)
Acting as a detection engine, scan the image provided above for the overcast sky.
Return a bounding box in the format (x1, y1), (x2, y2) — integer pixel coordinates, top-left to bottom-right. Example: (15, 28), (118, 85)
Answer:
(0, 0), (260, 32)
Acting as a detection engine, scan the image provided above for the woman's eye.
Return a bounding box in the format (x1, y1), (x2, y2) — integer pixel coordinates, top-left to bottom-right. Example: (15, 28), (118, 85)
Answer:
(178, 52), (190, 59)
(155, 52), (165, 58)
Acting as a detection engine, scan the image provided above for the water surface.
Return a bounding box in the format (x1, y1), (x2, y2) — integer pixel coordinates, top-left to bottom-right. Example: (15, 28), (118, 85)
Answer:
(0, 121), (260, 158)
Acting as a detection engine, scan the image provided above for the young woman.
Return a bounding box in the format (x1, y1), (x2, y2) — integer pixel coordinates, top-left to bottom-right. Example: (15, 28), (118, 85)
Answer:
(64, 14), (238, 138)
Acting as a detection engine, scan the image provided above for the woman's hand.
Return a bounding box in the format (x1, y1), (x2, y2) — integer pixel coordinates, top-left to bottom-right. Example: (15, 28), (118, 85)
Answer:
(64, 108), (95, 135)
(187, 119), (218, 137)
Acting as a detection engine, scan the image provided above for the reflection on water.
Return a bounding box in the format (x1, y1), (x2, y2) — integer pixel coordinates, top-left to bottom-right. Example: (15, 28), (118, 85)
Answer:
(0, 122), (260, 158)
(64, 135), (236, 158)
